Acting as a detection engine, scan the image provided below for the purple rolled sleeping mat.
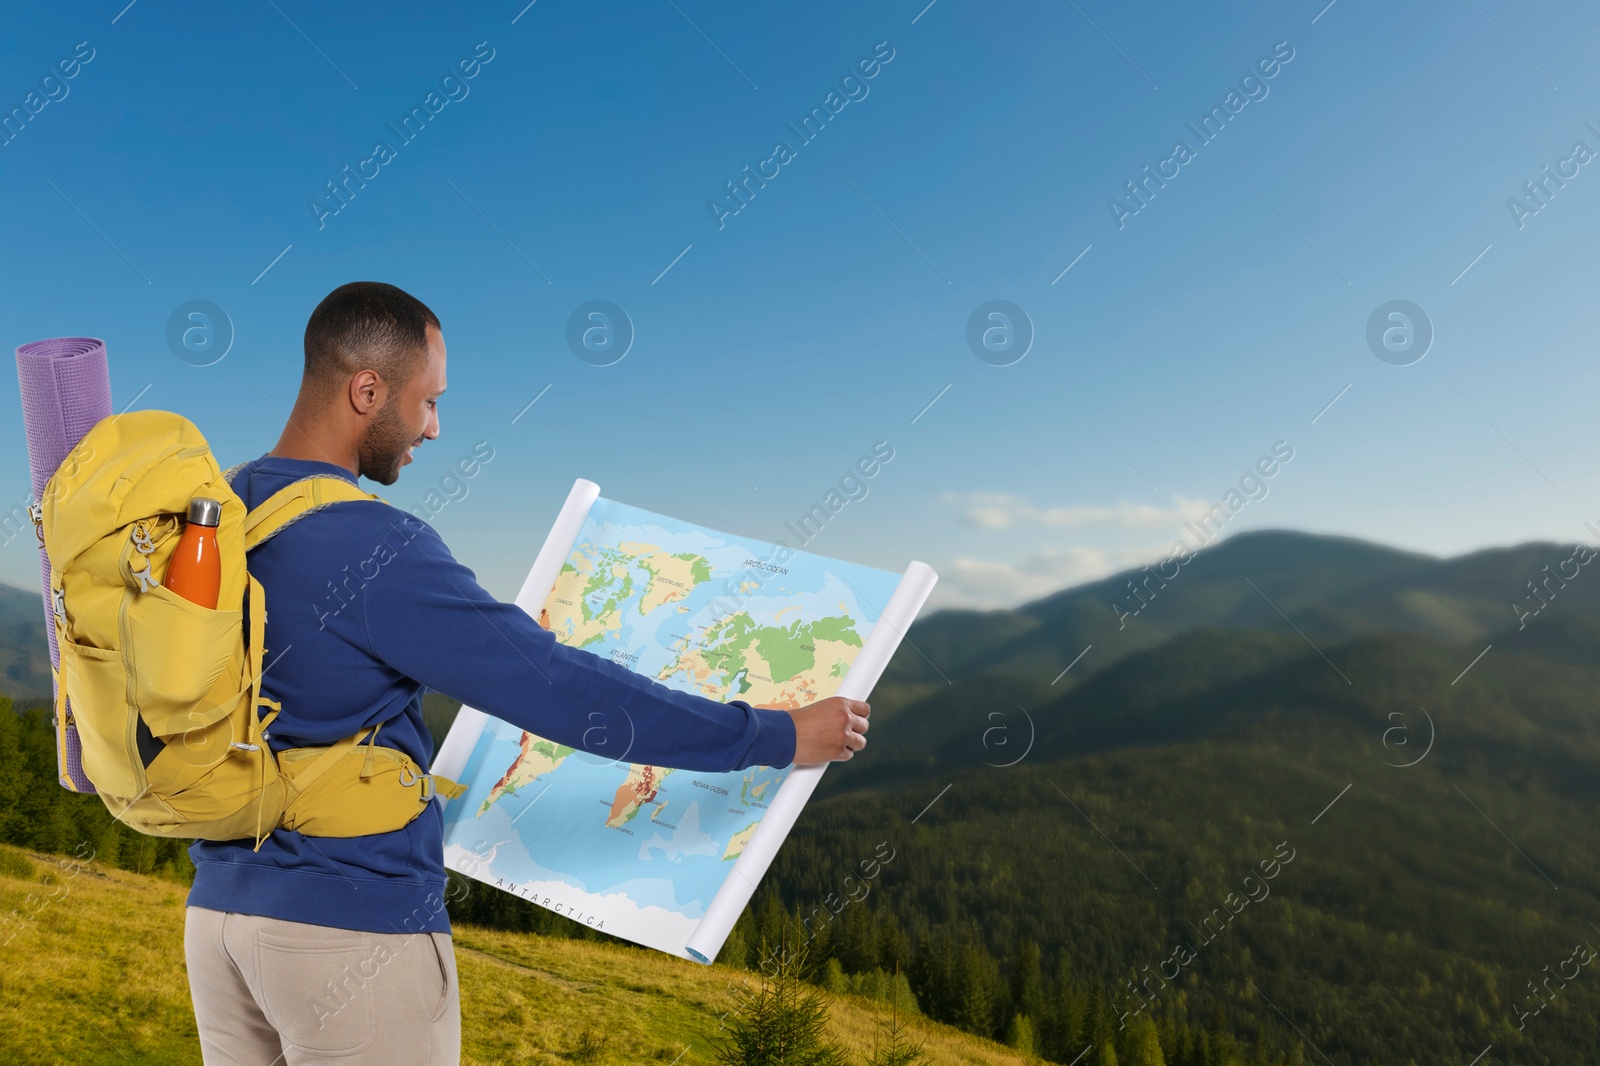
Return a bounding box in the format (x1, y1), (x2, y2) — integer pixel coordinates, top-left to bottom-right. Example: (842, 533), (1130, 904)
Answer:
(15, 337), (112, 793)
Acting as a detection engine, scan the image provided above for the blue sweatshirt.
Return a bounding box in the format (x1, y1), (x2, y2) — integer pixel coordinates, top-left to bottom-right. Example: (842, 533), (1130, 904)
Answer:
(186, 455), (797, 934)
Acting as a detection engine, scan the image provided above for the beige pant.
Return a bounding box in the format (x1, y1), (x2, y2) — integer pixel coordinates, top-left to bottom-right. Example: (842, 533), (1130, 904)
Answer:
(184, 906), (461, 1065)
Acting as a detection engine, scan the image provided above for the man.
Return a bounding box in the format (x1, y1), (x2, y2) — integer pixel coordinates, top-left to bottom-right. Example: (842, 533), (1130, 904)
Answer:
(183, 281), (870, 1064)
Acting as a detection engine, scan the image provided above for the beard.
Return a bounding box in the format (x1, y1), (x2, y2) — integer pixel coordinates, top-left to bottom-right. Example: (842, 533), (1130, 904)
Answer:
(357, 396), (417, 486)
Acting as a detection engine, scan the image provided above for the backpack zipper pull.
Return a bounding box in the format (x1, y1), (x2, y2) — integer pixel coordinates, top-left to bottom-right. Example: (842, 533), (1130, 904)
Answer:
(130, 521), (156, 556)
(131, 563), (160, 594)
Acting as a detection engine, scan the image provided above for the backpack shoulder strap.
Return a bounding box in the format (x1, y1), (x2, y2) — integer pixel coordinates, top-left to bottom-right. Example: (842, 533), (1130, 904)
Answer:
(244, 475), (387, 552)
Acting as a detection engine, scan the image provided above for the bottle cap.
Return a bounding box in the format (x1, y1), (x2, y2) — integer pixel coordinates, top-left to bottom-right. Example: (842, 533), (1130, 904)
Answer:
(187, 497), (221, 527)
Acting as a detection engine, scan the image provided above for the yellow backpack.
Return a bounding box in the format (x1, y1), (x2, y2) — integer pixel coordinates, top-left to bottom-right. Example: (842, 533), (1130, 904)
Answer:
(38, 409), (463, 850)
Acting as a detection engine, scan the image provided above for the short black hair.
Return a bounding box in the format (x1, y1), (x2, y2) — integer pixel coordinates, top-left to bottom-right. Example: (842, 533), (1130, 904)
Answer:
(303, 281), (440, 402)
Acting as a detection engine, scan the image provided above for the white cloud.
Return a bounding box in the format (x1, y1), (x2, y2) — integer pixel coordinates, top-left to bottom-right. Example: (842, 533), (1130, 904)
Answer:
(942, 491), (1216, 530)
(922, 491), (1239, 609)
(930, 543), (1159, 610)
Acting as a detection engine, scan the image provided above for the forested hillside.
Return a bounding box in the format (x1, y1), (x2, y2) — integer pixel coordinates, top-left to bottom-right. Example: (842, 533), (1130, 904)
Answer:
(6, 528), (1599, 1063)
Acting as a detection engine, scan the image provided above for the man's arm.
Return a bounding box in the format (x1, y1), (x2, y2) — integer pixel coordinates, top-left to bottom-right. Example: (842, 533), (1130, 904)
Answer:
(360, 514), (797, 773)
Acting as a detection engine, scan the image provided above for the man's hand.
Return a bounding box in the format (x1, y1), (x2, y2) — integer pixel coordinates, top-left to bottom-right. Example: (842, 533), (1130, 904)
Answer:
(788, 696), (870, 765)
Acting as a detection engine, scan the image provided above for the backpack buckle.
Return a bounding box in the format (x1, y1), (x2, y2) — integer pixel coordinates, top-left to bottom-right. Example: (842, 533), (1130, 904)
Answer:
(51, 586), (65, 621)
(28, 498), (43, 547)
(398, 766), (436, 800)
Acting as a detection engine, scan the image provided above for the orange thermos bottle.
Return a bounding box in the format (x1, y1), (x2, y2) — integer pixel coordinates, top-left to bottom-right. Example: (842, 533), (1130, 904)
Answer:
(165, 497), (222, 609)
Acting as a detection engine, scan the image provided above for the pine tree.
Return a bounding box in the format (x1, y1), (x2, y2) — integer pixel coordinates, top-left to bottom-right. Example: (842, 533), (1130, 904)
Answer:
(1124, 1014), (1166, 1066)
(1156, 1019), (1179, 1066)
(1011, 939), (1045, 1022)
(953, 933), (997, 1036)
(1207, 1006), (1241, 1066)
(1040, 972), (1086, 1062)
(866, 961), (929, 1066)
(710, 929), (847, 1066)
(821, 958), (849, 996)
(1084, 989), (1111, 1053)
(1005, 1012), (1036, 1055)
(0, 699), (31, 844)
(755, 890), (788, 961)
(887, 968), (921, 1017)
(835, 900), (875, 973)
(917, 931), (958, 1023)
(874, 908), (912, 972)
(806, 901), (833, 963)
(1168, 1024), (1194, 1066)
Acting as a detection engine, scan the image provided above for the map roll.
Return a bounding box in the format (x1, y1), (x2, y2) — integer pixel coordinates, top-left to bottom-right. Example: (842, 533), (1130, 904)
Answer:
(683, 559), (938, 964)
(430, 477), (601, 793)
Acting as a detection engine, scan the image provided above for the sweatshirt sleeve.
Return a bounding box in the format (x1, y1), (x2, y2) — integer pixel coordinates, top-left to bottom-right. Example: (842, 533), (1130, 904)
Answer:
(359, 513), (797, 773)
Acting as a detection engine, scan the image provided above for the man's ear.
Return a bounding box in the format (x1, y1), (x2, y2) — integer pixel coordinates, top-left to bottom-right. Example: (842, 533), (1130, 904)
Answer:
(349, 369), (384, 415)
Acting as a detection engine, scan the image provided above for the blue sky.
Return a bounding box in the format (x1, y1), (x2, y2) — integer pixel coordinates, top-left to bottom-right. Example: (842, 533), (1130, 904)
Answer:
(2, 0), (1598, 610)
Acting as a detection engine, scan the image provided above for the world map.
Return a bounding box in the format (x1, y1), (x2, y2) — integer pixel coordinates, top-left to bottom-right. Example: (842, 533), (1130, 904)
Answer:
(439, 497), (902, 946)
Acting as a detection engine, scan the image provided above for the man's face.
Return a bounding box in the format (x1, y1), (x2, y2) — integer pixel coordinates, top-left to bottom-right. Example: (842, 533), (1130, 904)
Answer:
(358, 324), (446, 486)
